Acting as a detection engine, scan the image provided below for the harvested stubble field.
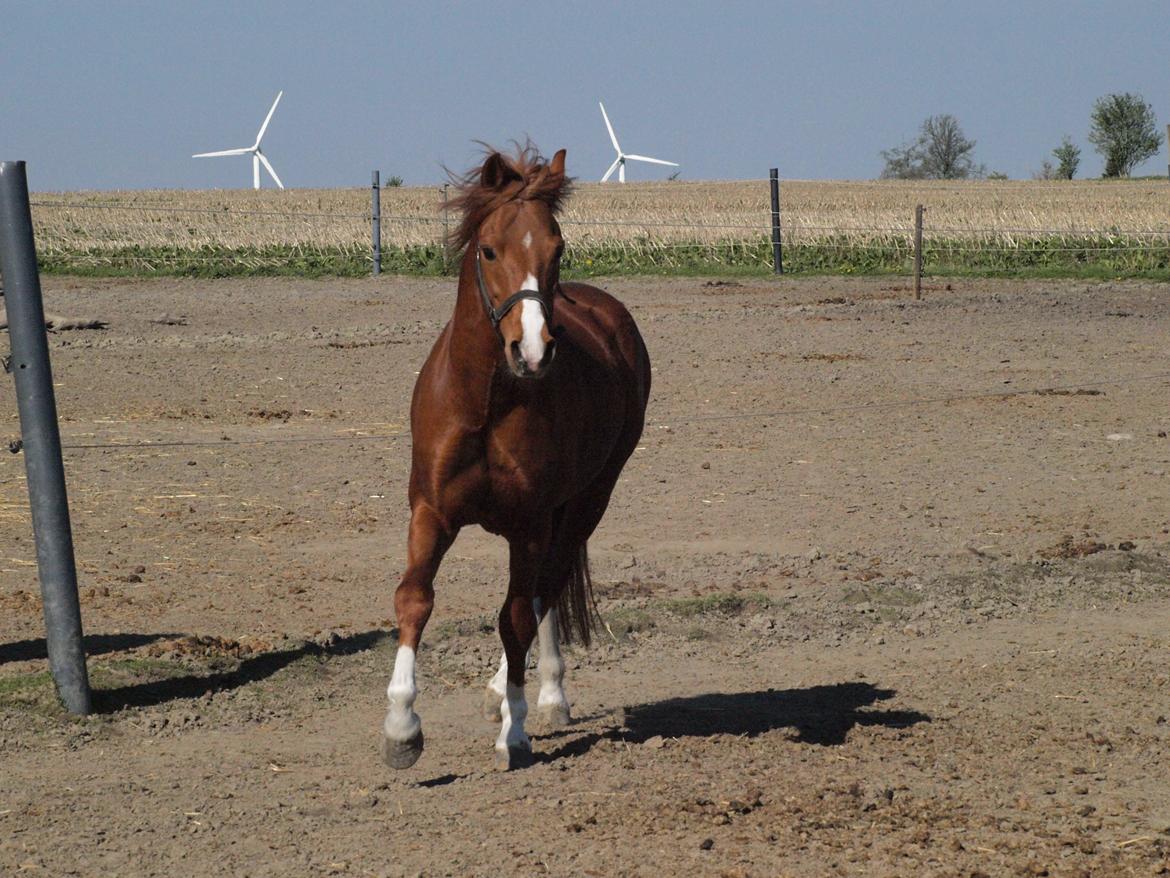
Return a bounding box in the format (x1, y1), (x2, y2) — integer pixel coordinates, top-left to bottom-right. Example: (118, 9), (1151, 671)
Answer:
(2, 272), (1170, 875)
(29, 178), (1170, 276)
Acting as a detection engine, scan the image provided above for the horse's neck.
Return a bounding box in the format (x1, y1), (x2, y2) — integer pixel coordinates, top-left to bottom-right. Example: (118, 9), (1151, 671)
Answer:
(443, 251), (503, 421)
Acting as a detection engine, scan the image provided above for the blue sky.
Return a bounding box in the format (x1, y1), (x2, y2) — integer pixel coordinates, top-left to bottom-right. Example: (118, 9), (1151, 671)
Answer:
(2, 0), (1168, 189)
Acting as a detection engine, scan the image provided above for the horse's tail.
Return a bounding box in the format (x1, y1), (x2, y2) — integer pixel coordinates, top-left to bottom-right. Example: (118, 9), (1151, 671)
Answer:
(556, 543), (598, 646)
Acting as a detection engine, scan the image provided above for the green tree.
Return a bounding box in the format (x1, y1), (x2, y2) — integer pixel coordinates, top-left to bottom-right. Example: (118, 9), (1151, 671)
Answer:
(881, 114), (984, 179)
(1052, 136), (1080, 179)
(1088, 93), (1161, 177)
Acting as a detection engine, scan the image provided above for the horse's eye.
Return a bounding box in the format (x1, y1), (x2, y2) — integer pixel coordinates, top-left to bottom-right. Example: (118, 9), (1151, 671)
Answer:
(481, 246), (496, 261)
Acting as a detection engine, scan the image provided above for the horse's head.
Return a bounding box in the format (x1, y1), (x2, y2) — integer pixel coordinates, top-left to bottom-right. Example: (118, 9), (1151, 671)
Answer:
(450, 146), (570, 379)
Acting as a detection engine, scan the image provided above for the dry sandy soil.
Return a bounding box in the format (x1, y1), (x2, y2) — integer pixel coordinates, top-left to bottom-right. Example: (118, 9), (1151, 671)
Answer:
(1, 273), (1169, 876)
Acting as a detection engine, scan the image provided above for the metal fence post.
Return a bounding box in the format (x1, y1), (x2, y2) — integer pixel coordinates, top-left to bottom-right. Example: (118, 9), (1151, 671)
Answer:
(769, 169), (783, 274)
(0, 161), (92, 715)
(913, 204), (925, 301)
(371, 170), (381, 277)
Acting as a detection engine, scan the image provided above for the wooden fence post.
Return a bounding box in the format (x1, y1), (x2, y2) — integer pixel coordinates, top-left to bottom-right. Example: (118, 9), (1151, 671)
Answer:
(913, 204), (924, 300)
(441, 183), (451, 274)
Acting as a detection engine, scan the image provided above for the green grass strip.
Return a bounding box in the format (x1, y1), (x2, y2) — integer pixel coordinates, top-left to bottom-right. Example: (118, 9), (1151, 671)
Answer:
(35, 235), (1170, 280)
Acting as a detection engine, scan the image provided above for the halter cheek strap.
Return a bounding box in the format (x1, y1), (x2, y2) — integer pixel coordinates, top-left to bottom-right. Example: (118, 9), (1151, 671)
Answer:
(475, 249), (553, 333)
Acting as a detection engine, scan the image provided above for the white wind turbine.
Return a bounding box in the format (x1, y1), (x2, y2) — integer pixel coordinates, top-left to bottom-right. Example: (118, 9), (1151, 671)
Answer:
(598, 101), (678, 183)
(193, 91), (285, 189)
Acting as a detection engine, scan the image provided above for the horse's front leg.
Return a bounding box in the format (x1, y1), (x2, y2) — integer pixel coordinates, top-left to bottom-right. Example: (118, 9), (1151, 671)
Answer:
(381, 504), (454, 769)
(493, 530), (548, 770)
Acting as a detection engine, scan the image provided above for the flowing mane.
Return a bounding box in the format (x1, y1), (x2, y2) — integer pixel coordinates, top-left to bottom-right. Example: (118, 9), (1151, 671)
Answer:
(446, 143), (573, 253)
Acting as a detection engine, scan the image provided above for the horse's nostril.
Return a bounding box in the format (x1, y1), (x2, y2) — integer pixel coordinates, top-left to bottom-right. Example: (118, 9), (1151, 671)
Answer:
(509, 340), (526, 371)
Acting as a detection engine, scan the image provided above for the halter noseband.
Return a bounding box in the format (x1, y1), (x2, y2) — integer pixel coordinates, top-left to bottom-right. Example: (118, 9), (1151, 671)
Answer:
(475, 248), (553, 333)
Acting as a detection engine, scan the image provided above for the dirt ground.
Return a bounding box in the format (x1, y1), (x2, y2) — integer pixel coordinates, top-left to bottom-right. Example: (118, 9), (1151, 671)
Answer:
(1, 273), (1169, 877)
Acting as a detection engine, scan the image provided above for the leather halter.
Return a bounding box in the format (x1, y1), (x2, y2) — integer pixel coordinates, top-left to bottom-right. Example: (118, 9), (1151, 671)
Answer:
(475, 248), (553, 334)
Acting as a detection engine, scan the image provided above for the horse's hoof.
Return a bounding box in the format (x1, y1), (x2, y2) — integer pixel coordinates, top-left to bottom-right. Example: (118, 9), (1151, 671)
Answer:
(482, 688), (503, 723)
(493, 744), (535, 771)
(537, 703), (572, 730)
(381, 730), (424, 770)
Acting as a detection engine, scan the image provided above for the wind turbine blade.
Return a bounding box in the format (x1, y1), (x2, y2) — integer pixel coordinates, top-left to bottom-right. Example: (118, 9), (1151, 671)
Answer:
(601, 157), (621, 182)
(619, 162), (625, 184)
(192, 148), (251, 158)
(624, 155), (680, 167)
(253, 155), (260, 189)
(599, 102), (621, 153)
(257, 152), (284, 190)
(253, 90), (283, 147)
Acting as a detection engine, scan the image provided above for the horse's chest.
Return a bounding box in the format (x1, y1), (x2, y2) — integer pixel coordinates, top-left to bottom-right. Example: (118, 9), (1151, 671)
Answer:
(483, 428), (566, 506)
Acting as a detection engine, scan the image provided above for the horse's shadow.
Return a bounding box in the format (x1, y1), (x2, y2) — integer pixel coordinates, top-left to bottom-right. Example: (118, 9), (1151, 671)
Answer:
(1, 629), (393, 714)
(0, 632), (180, 665)
(628, 682), (927, 745)
(540, 682), (930, 763)
(416, 681), (930, 786)
(92, 629), (392, 714)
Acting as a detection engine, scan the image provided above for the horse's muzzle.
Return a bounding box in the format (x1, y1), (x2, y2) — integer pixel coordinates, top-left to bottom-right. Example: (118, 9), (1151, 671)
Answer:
(508, 337), (557, 378)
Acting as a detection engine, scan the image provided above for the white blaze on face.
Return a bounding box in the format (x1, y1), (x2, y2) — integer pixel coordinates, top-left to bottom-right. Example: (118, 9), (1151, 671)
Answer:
(518, 273), (547, 371)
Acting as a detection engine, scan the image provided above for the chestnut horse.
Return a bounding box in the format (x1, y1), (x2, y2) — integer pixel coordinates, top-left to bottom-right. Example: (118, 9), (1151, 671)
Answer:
(381, 146), (651, 770)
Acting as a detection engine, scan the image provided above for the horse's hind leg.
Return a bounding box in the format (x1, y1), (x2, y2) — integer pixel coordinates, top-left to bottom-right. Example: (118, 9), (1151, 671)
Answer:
(532, 491), (618, 726)
(483, 606), (568, 728)
(496, 499), (607, 732)
(534, 609), (571, 728)
(381, 504), (454, 770)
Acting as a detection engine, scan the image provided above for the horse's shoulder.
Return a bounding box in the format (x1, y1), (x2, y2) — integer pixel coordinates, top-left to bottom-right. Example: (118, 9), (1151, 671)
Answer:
(557, 282), (647, 376)
(559, 282), (641, 339)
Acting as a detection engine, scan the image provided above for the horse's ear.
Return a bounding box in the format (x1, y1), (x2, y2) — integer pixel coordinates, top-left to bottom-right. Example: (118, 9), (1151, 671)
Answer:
(549, 149), (566, 178)
(481, 153), (514, 190)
